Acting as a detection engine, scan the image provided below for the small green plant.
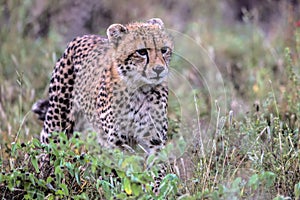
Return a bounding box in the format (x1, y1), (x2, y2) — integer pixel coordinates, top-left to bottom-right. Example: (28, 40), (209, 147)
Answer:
(0, 132), (181, 199)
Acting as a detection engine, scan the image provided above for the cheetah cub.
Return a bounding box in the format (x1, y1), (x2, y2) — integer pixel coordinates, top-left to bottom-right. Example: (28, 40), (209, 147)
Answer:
(33, 18), (173, 193)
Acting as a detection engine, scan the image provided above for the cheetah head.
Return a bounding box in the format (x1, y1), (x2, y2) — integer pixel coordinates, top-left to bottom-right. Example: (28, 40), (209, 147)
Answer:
(107, 18), (174, 86)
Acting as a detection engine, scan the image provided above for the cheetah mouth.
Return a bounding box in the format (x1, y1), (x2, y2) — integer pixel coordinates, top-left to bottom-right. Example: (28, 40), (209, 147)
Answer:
(150, 76), (164, 80)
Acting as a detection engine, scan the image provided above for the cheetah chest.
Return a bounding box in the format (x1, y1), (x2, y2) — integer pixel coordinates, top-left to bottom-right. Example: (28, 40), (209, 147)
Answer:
(103, 85), (168, 152)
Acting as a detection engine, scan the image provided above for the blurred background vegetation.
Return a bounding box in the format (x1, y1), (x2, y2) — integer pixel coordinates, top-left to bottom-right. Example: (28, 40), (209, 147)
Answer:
(0, 0), (300, 199)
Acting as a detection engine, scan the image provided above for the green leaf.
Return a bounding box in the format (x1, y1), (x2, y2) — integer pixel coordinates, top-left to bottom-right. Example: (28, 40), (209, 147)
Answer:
(295, 182), (300, 199)
(158, 174), (179, 198)
(248, 174), (259, 190)
(46, 176), (53, 184)
(273, 195), (285, 200)
(117, 170), (125, 178)
(124, 177), (132, 195)
(54, 165), (62, 175)
(46, 194), (55, 200)
(29, 173), (36, 185)
(31, 156), (40, 173)
(37, 179), (47, 189)
(54, 165), (62, 183)
(66, 162), (75, 177)
(232, 177), (242, 192)
(146, 154), (155, 166)
(24, 194), (32, 200)
(261, 171), (276, 187)
(73, 193), (88, 200)
(98, 179), (113, 198)
(59, 183), (69, 196)
(32, 138), (41, 148)
(132, 183), (141, 196)
(129, 172), (151, 184)
(115, 193), (127, 199)
(56, 190), (64, 196)
(11, 142), (19, 155)
(75, 168), (81, 185)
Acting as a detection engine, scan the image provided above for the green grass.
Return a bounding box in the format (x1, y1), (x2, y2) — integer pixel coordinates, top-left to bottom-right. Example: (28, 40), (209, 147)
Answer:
(0, 132), (180, 199)
(1, 1), (300, 199)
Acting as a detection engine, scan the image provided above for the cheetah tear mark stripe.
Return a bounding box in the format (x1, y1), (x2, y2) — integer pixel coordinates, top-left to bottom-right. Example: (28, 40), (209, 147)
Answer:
(141, 38), (149, 78)
(142, 51), (149, 78)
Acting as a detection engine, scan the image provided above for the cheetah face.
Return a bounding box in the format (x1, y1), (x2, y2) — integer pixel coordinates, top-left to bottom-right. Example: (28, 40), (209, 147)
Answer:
(107, 18), (174, 86)
(123, 45), (172, 85)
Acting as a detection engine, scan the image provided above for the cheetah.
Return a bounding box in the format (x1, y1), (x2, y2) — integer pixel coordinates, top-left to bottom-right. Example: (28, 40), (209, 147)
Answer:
(33, 18), (173, 192)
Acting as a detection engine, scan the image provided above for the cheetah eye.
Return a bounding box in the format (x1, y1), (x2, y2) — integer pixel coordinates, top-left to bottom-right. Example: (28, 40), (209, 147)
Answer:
(136, 48), (148, 56)
(161, 47), (169, 54)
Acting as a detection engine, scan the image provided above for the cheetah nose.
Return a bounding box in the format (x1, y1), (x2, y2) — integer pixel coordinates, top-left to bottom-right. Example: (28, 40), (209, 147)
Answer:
(153, 65), (165, 75)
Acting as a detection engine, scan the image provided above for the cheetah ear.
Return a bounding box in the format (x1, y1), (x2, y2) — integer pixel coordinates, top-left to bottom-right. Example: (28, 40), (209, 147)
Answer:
(146, 18), (164, 29)
(107, 24), (127, 41)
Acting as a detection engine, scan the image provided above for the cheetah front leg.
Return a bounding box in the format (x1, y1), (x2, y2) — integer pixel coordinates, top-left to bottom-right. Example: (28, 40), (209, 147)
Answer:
(40, 43), (78, 144)
(141, 88), (169, 195)
(37, 44), (78, 180)
(139, 132), (168, 195)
